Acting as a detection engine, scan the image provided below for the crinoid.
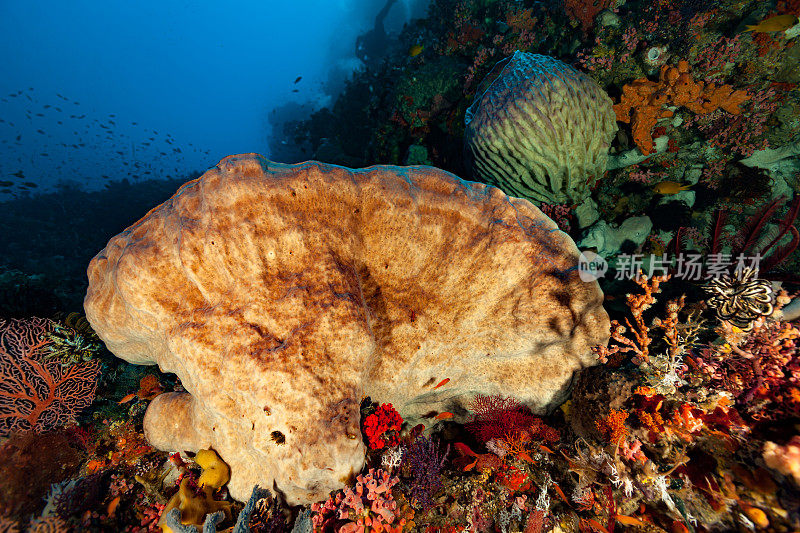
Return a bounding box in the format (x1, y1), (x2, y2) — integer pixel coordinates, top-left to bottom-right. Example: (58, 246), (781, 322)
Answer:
(704, 267), (775, 330)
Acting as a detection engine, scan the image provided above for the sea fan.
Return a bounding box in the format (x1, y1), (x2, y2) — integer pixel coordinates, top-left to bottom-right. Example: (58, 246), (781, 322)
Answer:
(466, 394), (559, 444)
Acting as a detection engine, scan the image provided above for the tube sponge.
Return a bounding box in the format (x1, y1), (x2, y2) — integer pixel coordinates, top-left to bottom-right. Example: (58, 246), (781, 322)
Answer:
(464, 51), (617, 204)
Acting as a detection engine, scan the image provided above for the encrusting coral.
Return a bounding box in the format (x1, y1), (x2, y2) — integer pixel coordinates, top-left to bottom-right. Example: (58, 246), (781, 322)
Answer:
(83, 153), (609, 505)
(613, 60), (749, 154)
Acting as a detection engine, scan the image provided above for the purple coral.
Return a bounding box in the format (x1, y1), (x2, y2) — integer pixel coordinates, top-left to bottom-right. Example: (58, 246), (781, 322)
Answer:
(400, 435), (449, 511)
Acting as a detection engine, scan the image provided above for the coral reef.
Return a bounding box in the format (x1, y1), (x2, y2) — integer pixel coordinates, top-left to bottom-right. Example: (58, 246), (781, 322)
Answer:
(3, 0), (800, 530)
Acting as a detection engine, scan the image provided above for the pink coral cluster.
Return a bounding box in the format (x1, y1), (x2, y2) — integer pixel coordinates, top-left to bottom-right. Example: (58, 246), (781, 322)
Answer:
(700, 158), (727, 189)
(576, 48), (614, 72)
(694, 35), (743, 83)
(628, 167), (664, 185)
(464, 46), (496, 91)
(620, 27), (640, 62)
(310, 468), (407, 533)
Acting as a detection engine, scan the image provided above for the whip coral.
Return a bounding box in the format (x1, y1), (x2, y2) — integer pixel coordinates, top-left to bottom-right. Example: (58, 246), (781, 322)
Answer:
(400, 435), (449, 511)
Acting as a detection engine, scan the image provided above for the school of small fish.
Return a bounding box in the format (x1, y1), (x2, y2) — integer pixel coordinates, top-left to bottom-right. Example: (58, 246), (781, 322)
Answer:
(0, 87), (214, 197)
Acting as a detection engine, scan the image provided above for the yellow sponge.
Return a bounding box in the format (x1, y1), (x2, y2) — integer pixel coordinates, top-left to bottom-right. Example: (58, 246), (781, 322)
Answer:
(196, 449), (231, 490)
(159, 449), (232, 533)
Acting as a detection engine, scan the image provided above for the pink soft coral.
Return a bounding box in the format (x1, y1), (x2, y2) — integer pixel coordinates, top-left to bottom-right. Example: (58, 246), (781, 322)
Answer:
(310, 468), (407, 533)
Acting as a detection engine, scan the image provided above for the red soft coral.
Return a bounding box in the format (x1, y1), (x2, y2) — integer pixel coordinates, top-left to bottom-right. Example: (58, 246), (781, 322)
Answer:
(363, 403), (403, 450)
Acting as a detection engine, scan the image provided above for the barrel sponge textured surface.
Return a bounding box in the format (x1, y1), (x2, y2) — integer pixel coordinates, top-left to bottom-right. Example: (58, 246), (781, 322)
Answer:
(84, 153), (610, 505)
(465, 51), (617, 204)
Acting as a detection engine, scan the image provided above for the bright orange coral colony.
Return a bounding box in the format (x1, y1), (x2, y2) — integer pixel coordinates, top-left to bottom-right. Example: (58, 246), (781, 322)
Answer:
(613, 60), (749, 154)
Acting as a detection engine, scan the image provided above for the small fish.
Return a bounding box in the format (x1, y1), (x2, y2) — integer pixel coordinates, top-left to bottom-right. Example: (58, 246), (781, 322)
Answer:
(409, 44), (424, 57)
(12, 170), (24, 178)
(118, 392), (136, 403)
(615, 515), (646, 527)
(434, 412), (454, 420)
(292, 89), (299, 93)
(107, 496), (121, 516)
(0, 181), (13, 187)
(294, 76), (302, 83)
(432, 378), (450, 389)
(652, 181), (692, 195)
(22, 182), (38, 188)
(744, 14), (798, 32)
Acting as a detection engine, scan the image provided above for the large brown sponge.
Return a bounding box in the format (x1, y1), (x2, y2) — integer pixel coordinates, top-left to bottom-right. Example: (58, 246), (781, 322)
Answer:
(84, 154), (609, 504)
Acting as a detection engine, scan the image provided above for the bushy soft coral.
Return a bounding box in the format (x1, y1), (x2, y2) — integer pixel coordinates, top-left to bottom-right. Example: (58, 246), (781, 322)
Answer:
(310, 468), (407, 533)
(363, 404), (403, 450)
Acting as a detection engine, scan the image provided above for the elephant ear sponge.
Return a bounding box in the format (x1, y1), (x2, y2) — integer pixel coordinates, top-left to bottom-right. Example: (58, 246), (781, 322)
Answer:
(84, 154), (609, 506)
(464, 51), (617, 205)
